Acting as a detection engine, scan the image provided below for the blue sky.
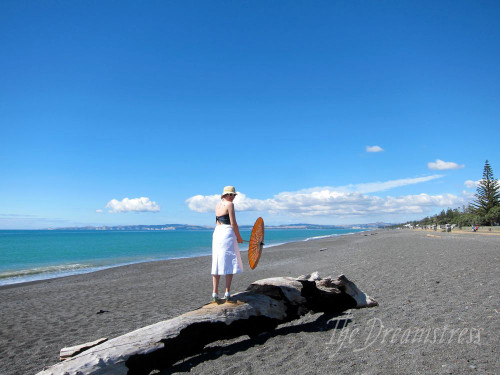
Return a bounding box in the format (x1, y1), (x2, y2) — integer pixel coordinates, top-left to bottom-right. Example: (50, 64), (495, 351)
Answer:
(1, 1), (499, 229)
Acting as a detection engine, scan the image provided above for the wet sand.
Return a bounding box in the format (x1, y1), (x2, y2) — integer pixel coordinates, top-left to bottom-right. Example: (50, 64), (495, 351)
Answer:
(1, 230), (498, 374)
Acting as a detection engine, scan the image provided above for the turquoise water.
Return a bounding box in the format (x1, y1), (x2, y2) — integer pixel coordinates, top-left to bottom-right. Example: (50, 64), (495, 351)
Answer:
(0, 228), (364, 286)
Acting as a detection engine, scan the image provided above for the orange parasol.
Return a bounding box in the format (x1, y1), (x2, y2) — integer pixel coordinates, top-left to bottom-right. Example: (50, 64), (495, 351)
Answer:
(247, 217), (265, 270)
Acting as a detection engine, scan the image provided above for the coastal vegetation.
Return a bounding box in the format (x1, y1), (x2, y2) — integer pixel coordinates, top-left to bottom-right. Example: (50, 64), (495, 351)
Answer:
(399, 160), (500, 228)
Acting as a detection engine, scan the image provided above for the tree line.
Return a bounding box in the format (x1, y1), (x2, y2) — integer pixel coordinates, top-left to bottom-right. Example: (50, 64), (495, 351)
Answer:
(400, 160), (500, 228)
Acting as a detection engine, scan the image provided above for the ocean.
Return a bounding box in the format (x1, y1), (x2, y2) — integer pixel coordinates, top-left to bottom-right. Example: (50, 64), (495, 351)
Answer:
(0, 228), (365, 286)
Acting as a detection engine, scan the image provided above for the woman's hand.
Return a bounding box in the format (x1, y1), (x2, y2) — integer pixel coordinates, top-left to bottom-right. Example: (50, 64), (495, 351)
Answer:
(237, 235), (244, 244)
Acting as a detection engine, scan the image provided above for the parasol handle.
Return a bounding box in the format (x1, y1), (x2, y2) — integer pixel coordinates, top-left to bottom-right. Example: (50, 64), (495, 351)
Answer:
(242, 239), (265, 245)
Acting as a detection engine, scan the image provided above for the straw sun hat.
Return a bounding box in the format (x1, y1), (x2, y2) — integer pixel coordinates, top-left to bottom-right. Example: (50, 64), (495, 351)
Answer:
(221, 186), (237, 198)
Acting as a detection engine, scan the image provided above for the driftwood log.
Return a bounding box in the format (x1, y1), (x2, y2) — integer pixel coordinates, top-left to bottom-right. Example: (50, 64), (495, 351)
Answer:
(38, 272), (377, 375)
(59, 337), (108, 361)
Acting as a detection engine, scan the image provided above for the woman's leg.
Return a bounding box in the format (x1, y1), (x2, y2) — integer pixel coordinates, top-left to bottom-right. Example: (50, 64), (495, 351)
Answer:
(225, 274), (233, 293)
(212, 275), (220, 294)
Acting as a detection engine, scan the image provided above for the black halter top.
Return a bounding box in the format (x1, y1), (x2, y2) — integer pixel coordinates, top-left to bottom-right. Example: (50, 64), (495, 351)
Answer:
(216, 213), (231, 225)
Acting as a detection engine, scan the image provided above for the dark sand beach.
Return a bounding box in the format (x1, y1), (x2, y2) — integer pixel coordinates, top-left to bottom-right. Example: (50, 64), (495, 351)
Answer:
(1, 230), (498, 375)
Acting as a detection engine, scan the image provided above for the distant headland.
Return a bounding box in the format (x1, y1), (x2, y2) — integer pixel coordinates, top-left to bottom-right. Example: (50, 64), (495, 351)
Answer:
(47, 223), (392, 231)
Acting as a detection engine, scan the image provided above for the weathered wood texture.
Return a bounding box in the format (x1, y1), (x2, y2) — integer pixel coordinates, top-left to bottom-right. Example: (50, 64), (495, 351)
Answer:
(37, 273), (377, 375)
(60, 338), (108, 361)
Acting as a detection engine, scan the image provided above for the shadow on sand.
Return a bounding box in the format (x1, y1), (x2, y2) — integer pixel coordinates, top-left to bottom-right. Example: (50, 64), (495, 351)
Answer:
(158, 311), (352, 374)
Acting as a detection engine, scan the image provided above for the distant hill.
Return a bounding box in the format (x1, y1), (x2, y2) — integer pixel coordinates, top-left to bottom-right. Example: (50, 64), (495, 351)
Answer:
(51, 222), (392, 231)
(52, 224), (213, 231)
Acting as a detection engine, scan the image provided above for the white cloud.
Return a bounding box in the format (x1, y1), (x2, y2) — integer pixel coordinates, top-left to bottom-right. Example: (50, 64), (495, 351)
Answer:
(462, 190), (475, 201)
(95, 209), (104, 213)
(186, 176), (463, 217)
(187, 190), (463, 216)
(366, 145), (384, 153)
(427, 159), (464, 170)
(278, 175), (442, 196)
(105, 197), (160, 213)
(348, 175), (443, 193)
(186, 192), (271, 213)
(186, 194), (220, 213)
(464, 180), (479, 188)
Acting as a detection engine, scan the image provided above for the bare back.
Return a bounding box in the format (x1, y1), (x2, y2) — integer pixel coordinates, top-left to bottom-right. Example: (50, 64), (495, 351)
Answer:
(215, 201), (229, 217)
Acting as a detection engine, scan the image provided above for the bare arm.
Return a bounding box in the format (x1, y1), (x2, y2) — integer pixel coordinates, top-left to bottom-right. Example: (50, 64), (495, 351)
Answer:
(227, 202), (243, 243)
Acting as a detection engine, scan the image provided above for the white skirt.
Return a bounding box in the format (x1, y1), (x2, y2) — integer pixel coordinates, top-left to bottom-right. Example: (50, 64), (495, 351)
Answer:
(212, 225), (244, 275)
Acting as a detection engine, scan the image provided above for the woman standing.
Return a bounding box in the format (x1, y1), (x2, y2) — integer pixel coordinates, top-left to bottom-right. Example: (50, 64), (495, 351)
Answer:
(212, 186), (244, 301)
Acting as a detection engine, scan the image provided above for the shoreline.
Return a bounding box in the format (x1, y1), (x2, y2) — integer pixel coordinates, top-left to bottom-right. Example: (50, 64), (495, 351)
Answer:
(2, 229), (498, 375)
(0, 228), (368, 288)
